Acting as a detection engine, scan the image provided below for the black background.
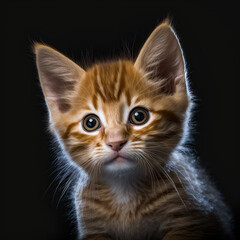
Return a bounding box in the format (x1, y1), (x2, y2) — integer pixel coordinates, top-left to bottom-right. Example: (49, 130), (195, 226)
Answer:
(1, 0), (239, 239)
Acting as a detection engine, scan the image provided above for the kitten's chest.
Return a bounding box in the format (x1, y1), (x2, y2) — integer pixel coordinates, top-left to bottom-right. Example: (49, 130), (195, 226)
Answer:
(78, 184), (165, 239)
(81, 199), (158, 239)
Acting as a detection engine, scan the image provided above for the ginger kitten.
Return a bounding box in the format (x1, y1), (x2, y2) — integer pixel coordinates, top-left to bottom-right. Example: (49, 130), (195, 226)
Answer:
(34, 20), (233, 240)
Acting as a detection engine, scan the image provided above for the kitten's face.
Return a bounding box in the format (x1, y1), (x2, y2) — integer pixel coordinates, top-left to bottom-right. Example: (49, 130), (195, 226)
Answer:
(35, 20), (189, 179)
(59, 61), (188, 176)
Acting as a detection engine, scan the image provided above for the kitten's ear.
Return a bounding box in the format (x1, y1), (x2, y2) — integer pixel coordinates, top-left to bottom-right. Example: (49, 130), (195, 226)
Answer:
(135, 20), (186, 94)
(34, 44), (85, 116)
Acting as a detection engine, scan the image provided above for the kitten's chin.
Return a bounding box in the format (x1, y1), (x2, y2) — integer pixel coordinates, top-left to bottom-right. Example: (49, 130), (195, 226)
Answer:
(103, 156), (137, 174)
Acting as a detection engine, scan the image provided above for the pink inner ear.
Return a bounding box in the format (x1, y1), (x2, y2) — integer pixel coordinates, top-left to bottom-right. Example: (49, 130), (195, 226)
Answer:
(149, 47), (184, 94)
(35, 44), (86, 115)
(42, 71), (76, 113)
(135, 23), (185, 95)
(43, 71), (76, 95)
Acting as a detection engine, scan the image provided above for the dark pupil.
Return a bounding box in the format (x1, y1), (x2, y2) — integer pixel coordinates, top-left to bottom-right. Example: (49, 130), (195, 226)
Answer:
(134, 111), (144, 122)
(86, 118), (96, 128)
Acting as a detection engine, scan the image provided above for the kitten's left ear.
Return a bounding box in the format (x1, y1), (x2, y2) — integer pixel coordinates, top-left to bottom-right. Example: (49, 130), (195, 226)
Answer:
(34, 44), (85, 118)
(135, 20), (186, 94)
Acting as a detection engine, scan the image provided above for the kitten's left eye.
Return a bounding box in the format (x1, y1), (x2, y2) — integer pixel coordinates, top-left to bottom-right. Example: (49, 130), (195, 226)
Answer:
(129, 107), (149, 125)
(82, 114), (101, 132)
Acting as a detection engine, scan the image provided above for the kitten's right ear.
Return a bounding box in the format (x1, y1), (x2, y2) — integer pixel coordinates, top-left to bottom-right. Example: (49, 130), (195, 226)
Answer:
(34, 43), (85, 117)
(135, 20), (186, 95)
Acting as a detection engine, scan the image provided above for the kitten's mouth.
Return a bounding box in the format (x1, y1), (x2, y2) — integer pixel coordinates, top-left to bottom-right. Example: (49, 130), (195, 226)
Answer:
(103, 152), (136, 172)
(105, 153), (129, 165)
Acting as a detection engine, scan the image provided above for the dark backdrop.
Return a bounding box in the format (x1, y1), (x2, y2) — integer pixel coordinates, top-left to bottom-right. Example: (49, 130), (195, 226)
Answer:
(1, 0), (239, 239)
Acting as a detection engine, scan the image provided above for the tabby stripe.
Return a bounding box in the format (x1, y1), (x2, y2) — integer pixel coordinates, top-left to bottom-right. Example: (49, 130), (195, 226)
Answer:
(114, 63), (122, 99)
(135, 182), (183, 216)
(92, 94), (98, 110)
(117, 63), (125, 99)
(155, 130), (181, 141)
(70, 144), (87, 155)
(125, 89), (131, 106)
(82, 233), (112, 240)
(94, 68), (106, 102)
(151, 109), (181, 124)
(62, 121), (79, 139)
(84, 201), (115, 217)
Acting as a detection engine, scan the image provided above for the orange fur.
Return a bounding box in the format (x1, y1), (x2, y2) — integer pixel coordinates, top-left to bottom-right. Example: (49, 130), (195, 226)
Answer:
(34, 20), (232, 239)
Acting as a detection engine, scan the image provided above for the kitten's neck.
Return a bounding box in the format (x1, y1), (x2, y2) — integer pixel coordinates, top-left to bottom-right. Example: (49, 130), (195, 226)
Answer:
(86, 167), (167, 204)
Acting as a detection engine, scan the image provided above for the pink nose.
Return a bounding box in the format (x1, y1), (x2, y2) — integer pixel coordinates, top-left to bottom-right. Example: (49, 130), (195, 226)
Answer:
(105, 127), (128, 152)
(106, 140), (127, 151)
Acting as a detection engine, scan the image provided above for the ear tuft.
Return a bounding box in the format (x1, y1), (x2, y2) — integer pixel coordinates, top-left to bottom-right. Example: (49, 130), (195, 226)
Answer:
(160, 17), (172, 27)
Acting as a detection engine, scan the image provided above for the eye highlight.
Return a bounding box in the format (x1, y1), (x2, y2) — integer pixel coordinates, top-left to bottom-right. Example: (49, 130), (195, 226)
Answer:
(129, 107), (149, 125)
(82, 114), (101, 132)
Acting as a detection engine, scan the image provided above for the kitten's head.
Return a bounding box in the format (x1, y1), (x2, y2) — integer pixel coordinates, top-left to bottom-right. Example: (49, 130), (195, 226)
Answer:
(34, 20), (190, 180)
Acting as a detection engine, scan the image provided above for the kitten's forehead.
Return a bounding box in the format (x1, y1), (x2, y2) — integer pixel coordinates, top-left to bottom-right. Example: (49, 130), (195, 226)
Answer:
(75, 60), (151, 125)
(80, 60), (147, 107)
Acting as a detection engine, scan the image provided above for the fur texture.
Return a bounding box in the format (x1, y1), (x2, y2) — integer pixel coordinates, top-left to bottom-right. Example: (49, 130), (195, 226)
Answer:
(34, 20), (233, 240)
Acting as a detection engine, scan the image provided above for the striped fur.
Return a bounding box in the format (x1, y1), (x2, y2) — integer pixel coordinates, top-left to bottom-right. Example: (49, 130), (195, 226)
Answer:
(34, 20), (233, 239)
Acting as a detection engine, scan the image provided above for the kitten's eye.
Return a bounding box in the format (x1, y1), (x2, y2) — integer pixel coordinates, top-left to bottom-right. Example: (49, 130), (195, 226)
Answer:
(129, 107), (149, 125)
(82, 114), (101, 132)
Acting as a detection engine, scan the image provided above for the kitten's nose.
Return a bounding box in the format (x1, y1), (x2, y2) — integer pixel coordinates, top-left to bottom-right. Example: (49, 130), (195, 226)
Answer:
(105, 127), (128, 152)
(107, 140), (127, 152)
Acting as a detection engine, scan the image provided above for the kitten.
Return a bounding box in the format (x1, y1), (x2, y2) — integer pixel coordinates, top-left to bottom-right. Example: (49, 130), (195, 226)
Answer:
(34, 20), (233, 240)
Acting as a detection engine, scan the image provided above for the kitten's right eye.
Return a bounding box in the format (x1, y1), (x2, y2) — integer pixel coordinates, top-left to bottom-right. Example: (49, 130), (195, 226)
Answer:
(82, 114), (101, 132)
(129, 107), (149, 125)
